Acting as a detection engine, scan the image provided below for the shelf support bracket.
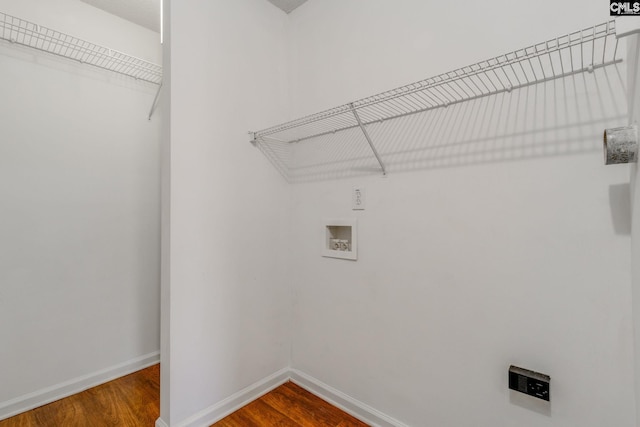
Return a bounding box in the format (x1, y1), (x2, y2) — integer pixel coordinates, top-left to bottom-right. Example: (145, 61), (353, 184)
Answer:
(148, 82), (163, 121)
(349, 103), (386, 176)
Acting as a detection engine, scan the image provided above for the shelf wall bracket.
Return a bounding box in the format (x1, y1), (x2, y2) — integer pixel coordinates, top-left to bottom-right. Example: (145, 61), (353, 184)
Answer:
(349, 103), (387, 176)
(148, 82), (163, 121)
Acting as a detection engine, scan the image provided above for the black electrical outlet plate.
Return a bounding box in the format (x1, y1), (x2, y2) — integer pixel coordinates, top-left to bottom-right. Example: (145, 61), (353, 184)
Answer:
(509, 365), (550, 401)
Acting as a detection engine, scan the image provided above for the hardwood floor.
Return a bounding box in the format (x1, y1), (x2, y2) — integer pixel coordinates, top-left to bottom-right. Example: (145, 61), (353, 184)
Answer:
(213, 382), (369, 426)
(0, 365), (369, 426)
(0, 364), (160, 427)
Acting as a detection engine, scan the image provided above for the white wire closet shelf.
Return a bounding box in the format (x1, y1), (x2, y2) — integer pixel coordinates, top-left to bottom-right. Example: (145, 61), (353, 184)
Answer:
(0, 12), (162, 85)
(250, 20), (621, 181)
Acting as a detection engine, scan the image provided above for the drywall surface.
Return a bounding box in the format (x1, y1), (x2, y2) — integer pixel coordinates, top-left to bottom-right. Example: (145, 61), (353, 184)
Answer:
(287, 1), (635, 426)
(158, 0), (171, 423)
(164, 0), (291, 425)
(160, 0), (172, 423)
(628, 33), (640, 426)
(0, 0), (160, 413)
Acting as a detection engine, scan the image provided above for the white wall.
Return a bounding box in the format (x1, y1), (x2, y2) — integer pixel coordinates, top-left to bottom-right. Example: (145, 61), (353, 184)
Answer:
(162, 0), (291, 425)
(628, 32), (640, 426)
(160, 0), (172, 423)
(287, 1), (636, 426)
(0, 0), (161, 418)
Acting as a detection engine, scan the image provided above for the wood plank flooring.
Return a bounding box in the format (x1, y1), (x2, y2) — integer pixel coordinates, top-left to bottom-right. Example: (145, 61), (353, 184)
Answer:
(213, 382), (369, 426)
(0, 364), (160, 427)
(0, 365), (369, 426)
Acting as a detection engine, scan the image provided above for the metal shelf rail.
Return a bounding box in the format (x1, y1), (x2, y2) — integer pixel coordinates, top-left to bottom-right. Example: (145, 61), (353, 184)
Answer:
(250, 21), (620, 180)
(0, 11), (162, 85)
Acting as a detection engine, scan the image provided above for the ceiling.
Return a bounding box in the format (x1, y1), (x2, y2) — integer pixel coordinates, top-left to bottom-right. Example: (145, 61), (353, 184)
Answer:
(267, 0), (309, 13)
(80, 0), (161, 33)
(79, 0), (308, 34)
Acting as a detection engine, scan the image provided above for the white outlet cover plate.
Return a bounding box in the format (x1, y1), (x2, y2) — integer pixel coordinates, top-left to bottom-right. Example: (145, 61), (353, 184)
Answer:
(352, 187), (365, 210)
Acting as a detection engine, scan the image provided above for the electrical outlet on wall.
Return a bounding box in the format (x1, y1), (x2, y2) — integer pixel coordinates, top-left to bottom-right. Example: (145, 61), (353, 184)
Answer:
(352, 187), (365, 210)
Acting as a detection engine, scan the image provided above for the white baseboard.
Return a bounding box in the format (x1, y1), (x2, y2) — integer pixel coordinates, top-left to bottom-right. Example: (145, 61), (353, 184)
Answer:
(289, 369), (410, 427)
(172, 367), (290, 427)
(0, 351), (160, 421)
(2, 361), (406, 427)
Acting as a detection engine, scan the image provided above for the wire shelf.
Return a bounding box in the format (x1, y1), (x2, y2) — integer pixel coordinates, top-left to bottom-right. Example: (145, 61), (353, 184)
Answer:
(0, 12), (162, 85)
(251, 21), (621, 179)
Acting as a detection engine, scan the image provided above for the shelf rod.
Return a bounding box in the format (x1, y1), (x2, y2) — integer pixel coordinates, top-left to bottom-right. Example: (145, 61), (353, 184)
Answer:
(349, 103), (386, 176)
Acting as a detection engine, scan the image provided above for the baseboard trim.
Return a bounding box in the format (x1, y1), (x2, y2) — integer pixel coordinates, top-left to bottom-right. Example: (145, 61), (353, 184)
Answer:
(289, 369), (410, 427)
(3, 362), (407, 427)
(173, 367), (290, 427)
(0, 351), (160, 421)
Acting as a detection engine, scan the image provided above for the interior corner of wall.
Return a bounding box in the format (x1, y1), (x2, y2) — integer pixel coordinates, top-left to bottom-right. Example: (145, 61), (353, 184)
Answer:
(617, 17), (640, 39)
